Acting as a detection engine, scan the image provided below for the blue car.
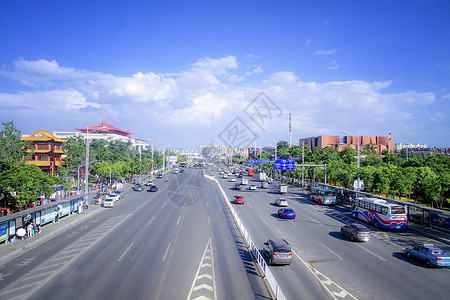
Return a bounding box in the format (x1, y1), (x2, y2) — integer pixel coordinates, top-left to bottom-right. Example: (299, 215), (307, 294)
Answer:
(278, 208), (296, 219)
(405, 243), (450, 267)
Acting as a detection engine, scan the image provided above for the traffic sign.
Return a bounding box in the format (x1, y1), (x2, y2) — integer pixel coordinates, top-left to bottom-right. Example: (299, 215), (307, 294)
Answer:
(248, 159), (271, 164)
(274, 160), (295, 170)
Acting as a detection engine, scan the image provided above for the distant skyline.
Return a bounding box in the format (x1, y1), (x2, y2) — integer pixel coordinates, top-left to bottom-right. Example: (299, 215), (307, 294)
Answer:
(1, 1), (449, 148)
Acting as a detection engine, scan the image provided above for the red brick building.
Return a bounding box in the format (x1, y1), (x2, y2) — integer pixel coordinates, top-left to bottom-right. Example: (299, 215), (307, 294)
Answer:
(21, 130), (67, 175)
(299, 135), (394, 154)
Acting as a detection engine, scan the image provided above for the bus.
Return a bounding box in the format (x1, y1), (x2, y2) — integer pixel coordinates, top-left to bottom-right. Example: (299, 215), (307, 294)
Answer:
(352, 197), (407, 229)
(310, 187), (337, 205)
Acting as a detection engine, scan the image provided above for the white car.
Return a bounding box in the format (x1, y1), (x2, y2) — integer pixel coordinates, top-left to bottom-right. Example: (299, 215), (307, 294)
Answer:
(223, 173), (228, 179)
(249, 185), (257, 190)
(103, 198), (115, 208)
(107, 193), (120, 202)
(144, 180), (153, 186)
(241, 179), (248, 185)
(230, 177), (236, 182)
(275, 198), (288, 207)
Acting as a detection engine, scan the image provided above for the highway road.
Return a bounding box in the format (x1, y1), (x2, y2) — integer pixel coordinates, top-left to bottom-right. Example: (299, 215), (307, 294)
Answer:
(210, 164), (450, 300)
(0, 168), (270, 300)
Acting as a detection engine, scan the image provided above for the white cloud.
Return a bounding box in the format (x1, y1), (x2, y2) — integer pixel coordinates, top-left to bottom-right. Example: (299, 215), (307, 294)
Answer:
(0, 56), (440, 147)
(314, 48), (337, 55)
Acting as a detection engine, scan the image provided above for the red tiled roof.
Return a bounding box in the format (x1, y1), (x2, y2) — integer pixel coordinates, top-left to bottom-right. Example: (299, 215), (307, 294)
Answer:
(75, 122), (132, 138)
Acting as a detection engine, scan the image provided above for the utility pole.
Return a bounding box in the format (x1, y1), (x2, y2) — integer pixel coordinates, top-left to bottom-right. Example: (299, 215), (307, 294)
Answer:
(289, 112), (292, 147)
(302, 141), (305, 188)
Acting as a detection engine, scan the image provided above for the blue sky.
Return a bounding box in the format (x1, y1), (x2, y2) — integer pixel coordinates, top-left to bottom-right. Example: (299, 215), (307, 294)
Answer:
(0, 0), (449, 149)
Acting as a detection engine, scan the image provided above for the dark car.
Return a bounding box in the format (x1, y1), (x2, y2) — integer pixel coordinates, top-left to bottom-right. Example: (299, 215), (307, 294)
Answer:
(263, 238), (292, 265)
(233, 184), (242, 190)
(278, 208), (296, 219)
(156, 173), (163, 178)
(148, 185), (159, 192)
(132, 184), (144, 191)
(340, 223), (371, 242)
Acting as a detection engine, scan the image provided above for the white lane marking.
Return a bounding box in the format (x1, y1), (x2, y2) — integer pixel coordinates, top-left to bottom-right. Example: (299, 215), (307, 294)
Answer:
(247, 203), (253, 208)
(162, 202), (167, 208)
(355, 244), (386, 261)
(147, 216), (155, 226)
(208, 216), (210, 225)
(177, 216), (182, 226)
(163, 242), (171, 261)
(319, 242), (343, 260)
(292, 250), (357, 300)
(289, 220), (296, 225)
(186, 238), (216, 300)
(118, 242), (134, 261)
(259, 216), (269, 226)
(308, 216), (321, 224)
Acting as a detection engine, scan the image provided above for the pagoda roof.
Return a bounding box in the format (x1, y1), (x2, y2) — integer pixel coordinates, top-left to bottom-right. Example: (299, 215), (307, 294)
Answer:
(75, 122), (132, 138)
(22, 130), (67, 143)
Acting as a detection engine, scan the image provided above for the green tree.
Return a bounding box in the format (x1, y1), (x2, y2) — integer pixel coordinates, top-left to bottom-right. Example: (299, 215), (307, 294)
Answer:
(413, 167), (440, 207)
(0, 164), (55, 207)
(0, 120), (31, 168)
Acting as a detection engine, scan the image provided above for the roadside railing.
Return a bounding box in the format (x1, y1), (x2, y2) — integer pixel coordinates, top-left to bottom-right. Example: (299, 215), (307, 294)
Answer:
(204, 173), (286, 300)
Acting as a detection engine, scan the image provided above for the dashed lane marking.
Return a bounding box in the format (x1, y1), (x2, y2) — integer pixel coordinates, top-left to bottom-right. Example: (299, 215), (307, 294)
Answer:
(0, 214), (131, 300)
(292, 250), (358, 300)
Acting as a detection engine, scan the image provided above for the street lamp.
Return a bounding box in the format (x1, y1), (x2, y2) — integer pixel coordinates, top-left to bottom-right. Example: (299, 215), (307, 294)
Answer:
(342, 130), (361, 193)
(84, 125), (106, 206)
(387, 132), (392, 154)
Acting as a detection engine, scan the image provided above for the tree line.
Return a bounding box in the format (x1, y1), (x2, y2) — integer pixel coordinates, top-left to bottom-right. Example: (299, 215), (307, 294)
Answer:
(0, 121), (170, 211)
(234, 140), (450, 209)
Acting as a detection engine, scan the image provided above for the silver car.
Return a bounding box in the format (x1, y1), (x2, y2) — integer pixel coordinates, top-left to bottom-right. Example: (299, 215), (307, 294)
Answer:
(275, 198), (288, 207)
(263, 238), (292, 265)
(340, 223), (371, 242)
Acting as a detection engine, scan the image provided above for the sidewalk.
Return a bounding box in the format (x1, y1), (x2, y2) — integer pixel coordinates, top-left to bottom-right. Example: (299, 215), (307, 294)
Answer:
(0, 204), (103, 266)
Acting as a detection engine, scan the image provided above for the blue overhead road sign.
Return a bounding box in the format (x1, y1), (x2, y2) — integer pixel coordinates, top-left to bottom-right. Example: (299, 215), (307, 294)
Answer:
(248, 160), (271, 164)
(274, 160), (295, 170)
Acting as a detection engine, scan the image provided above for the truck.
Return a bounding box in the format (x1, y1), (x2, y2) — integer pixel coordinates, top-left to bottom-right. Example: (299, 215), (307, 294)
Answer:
(248, 168), (255, 176)
(278, 183), (287, 194)
(259, 172), (267, 182)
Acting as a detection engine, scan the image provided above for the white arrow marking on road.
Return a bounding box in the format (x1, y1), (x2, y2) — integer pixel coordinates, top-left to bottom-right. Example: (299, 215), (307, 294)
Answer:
(197, 274), (212, 280)
(193, 284), (213, 292)
(333, 290), (348, 298)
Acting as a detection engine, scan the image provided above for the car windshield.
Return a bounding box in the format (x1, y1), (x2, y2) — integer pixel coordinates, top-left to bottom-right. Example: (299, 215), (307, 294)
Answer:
(274, 246), (291, 253)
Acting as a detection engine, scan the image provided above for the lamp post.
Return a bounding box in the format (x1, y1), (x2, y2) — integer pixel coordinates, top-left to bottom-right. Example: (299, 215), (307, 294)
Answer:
(342, 130), (361, 193)
(84, 125), (106, 206)
(387, 132), (392, 154)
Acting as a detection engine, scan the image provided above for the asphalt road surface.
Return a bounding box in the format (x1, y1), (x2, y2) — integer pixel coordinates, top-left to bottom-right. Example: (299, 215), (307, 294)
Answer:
(211, 163), (450, 300)
(0, 168), (270, 300)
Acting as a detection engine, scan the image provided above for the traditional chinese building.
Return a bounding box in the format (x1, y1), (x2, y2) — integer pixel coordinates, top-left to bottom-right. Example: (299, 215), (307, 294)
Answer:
(21, 130), (67, 175)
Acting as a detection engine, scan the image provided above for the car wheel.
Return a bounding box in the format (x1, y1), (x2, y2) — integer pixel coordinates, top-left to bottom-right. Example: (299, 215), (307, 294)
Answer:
(269, 256), (273, 265)
(425, 260), (432, 267)
(354, 212), (359, 219)
(406, 252), (411, 258)
(350, 235), (355, 242)
(340, 229), (344, 236)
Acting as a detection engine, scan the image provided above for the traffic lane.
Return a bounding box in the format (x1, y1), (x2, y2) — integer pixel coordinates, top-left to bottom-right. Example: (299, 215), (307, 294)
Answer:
(27, 175), (210, 300)
(257, 189), (450, 299)
(219, 180), (331, 299)
(0, 185), (143, 289)
(204, 178), (268, 300)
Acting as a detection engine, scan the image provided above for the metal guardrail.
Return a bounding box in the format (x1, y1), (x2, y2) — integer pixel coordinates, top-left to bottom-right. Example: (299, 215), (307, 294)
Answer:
(204, 173), (286, 300)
